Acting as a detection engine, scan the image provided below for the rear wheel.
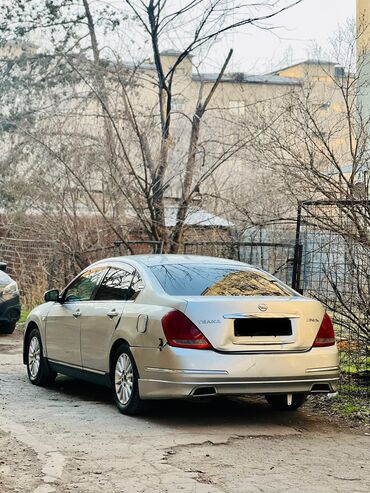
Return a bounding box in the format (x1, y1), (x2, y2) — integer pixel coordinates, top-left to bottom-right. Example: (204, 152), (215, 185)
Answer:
(26, 328), (56, 386)
(0, 321), (16, 334)
(265, 393), (306, 411)
(111, 344), (144, 415)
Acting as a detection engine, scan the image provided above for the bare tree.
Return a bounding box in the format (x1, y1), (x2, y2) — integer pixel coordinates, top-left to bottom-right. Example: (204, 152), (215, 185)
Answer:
(1, 0), (303, 256)
(247, 21), (370, 343)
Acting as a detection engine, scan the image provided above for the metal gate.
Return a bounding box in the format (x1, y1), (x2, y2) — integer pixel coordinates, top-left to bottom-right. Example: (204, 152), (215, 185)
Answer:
(294, 200), (370, 395)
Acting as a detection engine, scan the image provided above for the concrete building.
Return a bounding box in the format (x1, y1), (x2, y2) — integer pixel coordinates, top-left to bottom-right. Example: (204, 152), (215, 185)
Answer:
(0, 40), (351, 240)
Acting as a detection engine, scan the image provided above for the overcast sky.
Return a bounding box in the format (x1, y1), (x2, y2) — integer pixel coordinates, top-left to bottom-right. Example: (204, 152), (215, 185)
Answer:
(29, 0), (356, 74)
(201, 0), (356, 74)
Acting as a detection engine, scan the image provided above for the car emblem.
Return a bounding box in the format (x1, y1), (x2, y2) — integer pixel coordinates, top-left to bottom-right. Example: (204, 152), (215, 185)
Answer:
(258, 303), (268, 312)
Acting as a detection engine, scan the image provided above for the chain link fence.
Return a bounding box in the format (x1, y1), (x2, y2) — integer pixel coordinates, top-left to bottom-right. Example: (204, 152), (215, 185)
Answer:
(0, 237), (58, 307)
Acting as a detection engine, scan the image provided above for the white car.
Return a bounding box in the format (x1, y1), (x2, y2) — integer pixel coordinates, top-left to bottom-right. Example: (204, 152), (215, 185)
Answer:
(23, 255), (339, 414)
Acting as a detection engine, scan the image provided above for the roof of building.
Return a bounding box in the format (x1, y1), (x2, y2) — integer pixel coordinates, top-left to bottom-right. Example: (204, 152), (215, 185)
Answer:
(160, 49), (182, 56)
(165, 207), (233, 228)
(271, 59), (338, 74)
(160, 49), (193, 57)
(122, 60), (156, 71)
(325, 164), (354, 176)
(4, 39), (38, 48)
(193, 72), (301, 86)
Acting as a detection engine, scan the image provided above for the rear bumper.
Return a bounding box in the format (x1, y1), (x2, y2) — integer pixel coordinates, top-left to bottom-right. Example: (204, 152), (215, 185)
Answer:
(132, 345), (339, 400)
(138, 376), (339, 399)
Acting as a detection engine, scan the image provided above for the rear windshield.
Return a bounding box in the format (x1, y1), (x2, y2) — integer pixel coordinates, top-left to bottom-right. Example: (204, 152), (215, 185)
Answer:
(149, 263), (295, 297)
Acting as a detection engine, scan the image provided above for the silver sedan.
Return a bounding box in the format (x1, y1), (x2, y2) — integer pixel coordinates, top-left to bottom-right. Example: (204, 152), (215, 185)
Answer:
(23, 255), (339, 414)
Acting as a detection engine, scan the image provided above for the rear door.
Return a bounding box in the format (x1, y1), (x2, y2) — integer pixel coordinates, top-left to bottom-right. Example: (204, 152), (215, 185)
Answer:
(80, 265), (136, 372)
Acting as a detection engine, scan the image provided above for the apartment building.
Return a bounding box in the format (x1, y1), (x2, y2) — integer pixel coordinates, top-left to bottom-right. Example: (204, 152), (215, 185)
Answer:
(0, 39), (351, 240)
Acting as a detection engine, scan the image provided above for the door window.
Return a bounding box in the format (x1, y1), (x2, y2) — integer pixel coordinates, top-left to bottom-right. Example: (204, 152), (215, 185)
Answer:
(130, 270), (145, 300)
(94, 267), (145, 301)
(95, 267), (134, 301)
(64, 268), (107, 302)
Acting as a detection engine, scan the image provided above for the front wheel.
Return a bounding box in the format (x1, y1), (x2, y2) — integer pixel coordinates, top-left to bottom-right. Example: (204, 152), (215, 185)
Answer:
(111, 345), (144, 415)
(265, 393), (306, 411)
(26, 328), (56, 386)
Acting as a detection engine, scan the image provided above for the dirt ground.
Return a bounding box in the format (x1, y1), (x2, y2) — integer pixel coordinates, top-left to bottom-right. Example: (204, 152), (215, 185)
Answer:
(0, 330), (369, 493)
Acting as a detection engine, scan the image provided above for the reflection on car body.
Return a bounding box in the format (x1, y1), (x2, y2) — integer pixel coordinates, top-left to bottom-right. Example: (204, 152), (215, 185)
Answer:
(23, 255), (339, 415)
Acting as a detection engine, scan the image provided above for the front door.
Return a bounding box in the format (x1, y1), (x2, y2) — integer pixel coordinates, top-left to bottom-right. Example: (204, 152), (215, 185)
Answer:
(45, 267), (107, 366)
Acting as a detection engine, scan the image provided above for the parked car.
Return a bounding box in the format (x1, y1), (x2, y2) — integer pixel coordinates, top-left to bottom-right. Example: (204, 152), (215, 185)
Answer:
(0, 262), (21, 334)
(23, 255), (339, 414)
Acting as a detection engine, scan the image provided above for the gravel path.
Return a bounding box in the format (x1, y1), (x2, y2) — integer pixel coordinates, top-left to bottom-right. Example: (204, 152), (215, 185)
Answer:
(1, 330), (369, 493)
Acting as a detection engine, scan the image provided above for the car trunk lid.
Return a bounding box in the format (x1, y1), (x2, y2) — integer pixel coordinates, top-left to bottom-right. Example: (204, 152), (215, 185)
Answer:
(182, 296), (324, 352)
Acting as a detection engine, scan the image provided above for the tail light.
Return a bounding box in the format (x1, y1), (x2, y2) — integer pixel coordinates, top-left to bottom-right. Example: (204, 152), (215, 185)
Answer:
(161, 310), (212, 349)
(313, 312), (335, 347)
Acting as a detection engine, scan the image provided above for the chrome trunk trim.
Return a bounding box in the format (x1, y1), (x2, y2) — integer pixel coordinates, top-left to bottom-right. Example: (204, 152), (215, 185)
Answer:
(305, 366), (340, 373)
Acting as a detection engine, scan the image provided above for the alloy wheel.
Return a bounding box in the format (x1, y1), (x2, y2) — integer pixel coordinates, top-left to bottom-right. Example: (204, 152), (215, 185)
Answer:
(28, 336), (41, 379)
(114, 353), (134, 405)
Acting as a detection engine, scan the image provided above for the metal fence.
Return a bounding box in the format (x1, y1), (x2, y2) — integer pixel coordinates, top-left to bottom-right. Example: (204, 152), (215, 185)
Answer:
(181, 241), (296, 286)
(0, 237), (57, 306)
(113, 239), (297, 286)
(295, 200), (370, 397)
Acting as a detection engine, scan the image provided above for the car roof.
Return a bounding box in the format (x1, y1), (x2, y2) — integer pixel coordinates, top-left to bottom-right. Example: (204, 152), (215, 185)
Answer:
(93, 254), (250, 268)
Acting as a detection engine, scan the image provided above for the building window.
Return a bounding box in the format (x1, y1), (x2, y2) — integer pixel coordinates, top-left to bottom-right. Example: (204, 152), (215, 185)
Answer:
(229, 101), (245, 116)
(313, 101), (331, 110)
(172, 98), (185, 111)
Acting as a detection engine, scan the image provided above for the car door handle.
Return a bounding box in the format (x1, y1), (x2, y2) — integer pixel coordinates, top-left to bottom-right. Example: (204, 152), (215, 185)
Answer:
(73, 309), (81, 318)
(107, 309), (119, 319)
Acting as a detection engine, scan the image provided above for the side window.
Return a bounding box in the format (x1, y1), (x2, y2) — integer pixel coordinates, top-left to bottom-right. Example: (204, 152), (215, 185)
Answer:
(64, 268), (106, 302)
(130, 270), (145, 300)
(95, 267), (135, 301)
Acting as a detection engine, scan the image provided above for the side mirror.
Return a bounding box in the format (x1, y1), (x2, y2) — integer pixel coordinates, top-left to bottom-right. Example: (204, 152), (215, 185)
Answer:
(44, 289), (60, 303)
(0, 262), (7, 271)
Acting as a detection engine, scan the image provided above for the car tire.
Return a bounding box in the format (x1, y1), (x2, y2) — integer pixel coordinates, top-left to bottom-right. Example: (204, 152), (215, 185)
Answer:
(0, 322), (17, 334)
(111, 344), (144, 415)
(265, 393), (306, 411)
(26, 328), (56, 386)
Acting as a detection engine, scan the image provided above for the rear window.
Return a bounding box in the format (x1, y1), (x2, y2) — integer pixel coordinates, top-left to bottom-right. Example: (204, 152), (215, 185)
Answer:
(149, 263), (295, 297)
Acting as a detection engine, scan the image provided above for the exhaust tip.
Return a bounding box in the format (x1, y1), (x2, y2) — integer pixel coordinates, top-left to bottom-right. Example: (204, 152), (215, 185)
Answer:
(311, 383), (332, 393)
(192, 386), (217, 397)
